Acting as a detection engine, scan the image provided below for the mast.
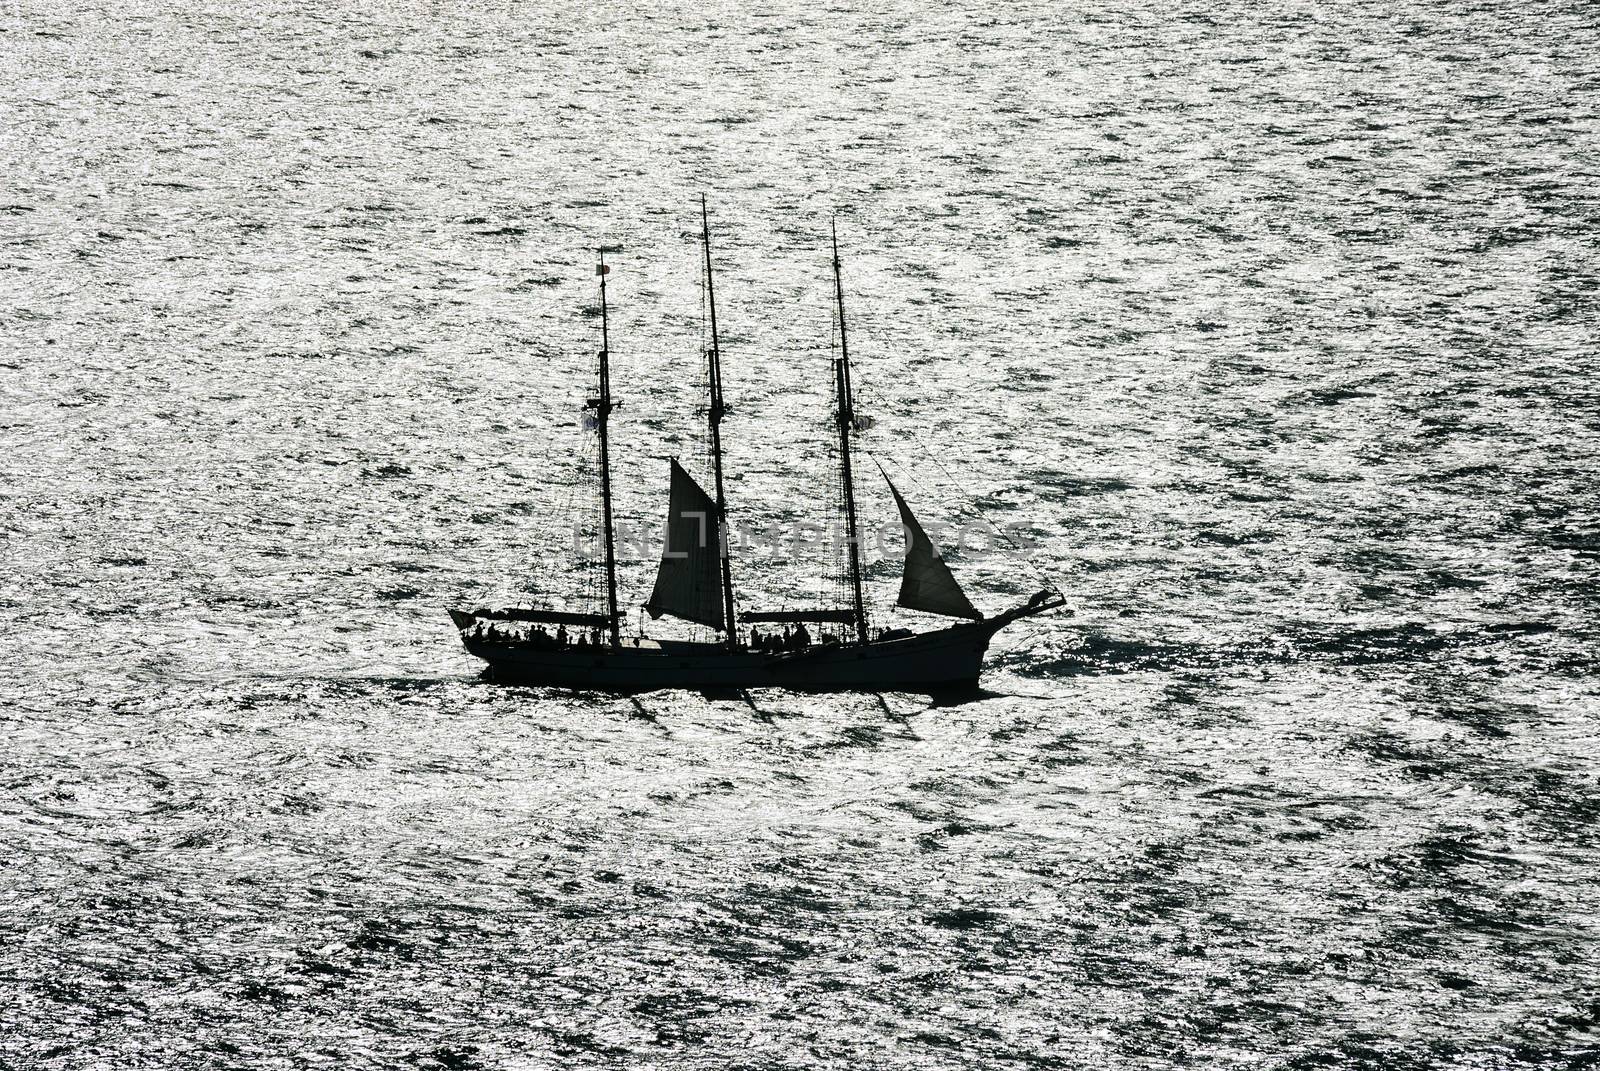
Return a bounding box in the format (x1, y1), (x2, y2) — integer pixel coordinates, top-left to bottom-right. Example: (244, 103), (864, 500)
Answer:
(831, 221), (869, 645)
(593, 251), (621, 647)
(701, 197), (739, 646)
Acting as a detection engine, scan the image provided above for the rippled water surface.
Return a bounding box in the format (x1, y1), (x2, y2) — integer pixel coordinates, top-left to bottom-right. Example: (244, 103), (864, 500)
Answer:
(4, 1), (1599, 1067)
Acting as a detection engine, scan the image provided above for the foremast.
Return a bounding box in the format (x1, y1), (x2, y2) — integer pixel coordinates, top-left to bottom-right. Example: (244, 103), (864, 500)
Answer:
(701, 197), (740, 647)
(591, 251), (621, 647)
(831, 221), (870, 646)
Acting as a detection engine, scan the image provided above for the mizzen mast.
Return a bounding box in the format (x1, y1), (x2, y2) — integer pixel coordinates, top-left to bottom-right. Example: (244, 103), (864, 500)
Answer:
(701, 197), (740, 646)
(831, 221), (869, 646)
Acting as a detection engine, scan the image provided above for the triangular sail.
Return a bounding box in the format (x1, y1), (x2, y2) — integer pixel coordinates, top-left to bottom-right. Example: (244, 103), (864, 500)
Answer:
(645, 459), (726, 630)
(882, 473), (981, 620)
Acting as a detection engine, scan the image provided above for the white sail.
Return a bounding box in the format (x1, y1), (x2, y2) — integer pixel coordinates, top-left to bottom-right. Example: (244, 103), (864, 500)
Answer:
(645, 460), (726, 630)
(882, 474), (981, 620)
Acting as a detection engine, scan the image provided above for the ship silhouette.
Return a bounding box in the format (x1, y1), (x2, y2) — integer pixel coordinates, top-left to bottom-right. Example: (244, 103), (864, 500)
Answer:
(449, 201), (1064, 691)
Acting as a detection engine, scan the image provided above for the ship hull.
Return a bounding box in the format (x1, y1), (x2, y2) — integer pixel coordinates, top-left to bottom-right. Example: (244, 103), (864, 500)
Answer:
(461, 618), (1007, 693)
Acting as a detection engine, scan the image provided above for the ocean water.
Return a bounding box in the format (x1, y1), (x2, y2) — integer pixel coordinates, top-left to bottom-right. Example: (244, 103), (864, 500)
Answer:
(4, 1), (1598, 1067)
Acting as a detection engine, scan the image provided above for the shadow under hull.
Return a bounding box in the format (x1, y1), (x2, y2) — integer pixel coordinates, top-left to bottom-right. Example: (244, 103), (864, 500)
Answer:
(463, 618), (1009, 693)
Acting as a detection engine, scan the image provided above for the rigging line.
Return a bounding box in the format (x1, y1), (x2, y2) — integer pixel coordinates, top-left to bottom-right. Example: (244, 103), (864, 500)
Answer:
(563, 423), (604, 611)
(526, 317), (602, 599)
(870, 443), (1060, 596)
(831, 274), (1065, 609)
(852, 324), (1060, 595)
(553, 419), (589, 526)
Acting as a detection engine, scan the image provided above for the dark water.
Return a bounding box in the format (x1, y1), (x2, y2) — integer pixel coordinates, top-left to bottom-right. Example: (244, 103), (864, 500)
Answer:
(4, 1), (1599, 1067)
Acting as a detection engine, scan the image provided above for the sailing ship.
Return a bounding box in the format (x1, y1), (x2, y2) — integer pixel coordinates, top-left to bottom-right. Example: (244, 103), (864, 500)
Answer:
(449, 201), (1064, 691)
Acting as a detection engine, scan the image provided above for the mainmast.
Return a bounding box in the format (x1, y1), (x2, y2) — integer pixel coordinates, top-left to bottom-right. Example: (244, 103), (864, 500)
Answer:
(592, 251), (621, 647)
(831, 221), (869, 645)
(701, 196), (740, 646)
